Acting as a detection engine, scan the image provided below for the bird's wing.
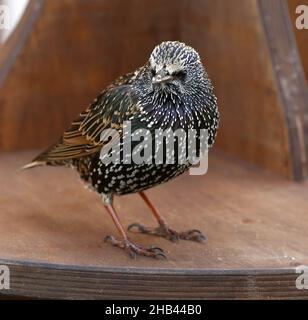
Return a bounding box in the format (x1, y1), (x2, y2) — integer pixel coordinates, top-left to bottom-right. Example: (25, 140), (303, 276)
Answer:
(30, 77), (141, 165)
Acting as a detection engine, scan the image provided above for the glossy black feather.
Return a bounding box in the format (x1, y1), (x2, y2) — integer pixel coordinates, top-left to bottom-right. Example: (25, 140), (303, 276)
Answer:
(28, 41), (219, 198)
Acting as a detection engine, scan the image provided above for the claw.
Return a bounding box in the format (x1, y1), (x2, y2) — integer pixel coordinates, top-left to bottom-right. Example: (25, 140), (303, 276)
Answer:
(180, 229), (207, 242)
(127, 222), (206, 243)
(128, 249), (137, 259)
(104, 235), (111, 242)
(148, 246), (167, 259)
(104, 235), (117, 245)
(104, 235), (167, 259)
(149, 246), (164, 253)
(154, 252), (167, 260)
(127, 223), (146, 233)
(169, 232), (180, 243)
(188, 229), (202, 234)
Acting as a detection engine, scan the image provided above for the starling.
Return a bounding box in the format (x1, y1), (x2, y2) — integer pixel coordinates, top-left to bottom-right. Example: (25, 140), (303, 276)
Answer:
(23, 41), (219, 259)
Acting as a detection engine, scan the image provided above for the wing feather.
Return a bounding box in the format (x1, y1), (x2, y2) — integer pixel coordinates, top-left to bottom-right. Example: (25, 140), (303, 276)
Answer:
(29, 70), (142, 165)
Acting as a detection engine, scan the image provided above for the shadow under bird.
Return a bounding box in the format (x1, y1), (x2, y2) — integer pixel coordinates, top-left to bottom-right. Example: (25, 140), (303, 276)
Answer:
(23, 41), (219, 259)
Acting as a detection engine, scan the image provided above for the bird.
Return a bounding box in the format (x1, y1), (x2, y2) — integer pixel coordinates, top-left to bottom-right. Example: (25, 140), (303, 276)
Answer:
(23, 41), (219, 259)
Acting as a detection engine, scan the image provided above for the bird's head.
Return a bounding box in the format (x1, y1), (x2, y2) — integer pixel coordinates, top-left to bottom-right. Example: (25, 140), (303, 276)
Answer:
(133, 41), (218, 133)
(146, 41), (208, 100)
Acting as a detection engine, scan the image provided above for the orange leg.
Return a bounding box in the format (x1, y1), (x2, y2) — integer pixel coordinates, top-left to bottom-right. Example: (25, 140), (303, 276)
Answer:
(128, 191), (206, 243)
(104, 203), (166, 259)
(139, 191), (167, 226)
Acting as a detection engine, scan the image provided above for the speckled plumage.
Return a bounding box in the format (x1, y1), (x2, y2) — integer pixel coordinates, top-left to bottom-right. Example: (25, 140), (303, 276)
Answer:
(29, 41), (219, 198)
(26, 41), (219, 258)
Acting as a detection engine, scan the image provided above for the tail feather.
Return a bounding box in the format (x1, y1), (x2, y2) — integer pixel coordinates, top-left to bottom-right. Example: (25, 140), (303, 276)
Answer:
(21, 141), (58, 170)
(21, 136), (79, 170)
(21, 161), (46, 170)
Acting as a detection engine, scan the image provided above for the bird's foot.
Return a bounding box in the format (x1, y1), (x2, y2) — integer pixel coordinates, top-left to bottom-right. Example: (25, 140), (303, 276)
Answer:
(104, 235), (166, 259)
(127, 223), (206, 243)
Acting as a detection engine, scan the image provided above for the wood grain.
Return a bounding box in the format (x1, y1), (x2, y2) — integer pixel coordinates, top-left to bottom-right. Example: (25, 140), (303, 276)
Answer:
(181, 0), (292, 178)
(0, 0), (180, 151)
(180, 0), (308, 180)
(0, 150), (308, 299)
(258, 0), (308, 179)
(288, 0), (308, 82)
(0, 0), (44, 87)
(0, 0), (308, 180)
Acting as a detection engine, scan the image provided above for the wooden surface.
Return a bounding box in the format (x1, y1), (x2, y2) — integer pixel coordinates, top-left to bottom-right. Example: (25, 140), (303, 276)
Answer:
(0, 0), (180, 151)
(0, 150), (308, 299)
(181, 0), (293, 179)
(258, 0), (308, 181)
(288, 0), (308, 82)
(1, 0), (308, 180)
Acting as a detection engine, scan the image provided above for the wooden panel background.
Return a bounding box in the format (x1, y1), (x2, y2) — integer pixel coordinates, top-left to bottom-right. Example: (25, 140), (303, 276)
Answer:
(180, 0), (292, 178)
(0, 0), (308, 180)
(0, 0), (181, 151)
(288, 0), (308, 82)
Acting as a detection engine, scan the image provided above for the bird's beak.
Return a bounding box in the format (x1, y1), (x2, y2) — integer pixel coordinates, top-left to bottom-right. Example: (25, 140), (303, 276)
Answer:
(152, 69), (173, 84)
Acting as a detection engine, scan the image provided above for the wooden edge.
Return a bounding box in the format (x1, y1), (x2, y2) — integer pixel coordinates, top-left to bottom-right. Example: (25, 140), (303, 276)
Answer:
(0, 0), (44, 87)
(0, 258), (306, 299)
(258, 0), (308, 181)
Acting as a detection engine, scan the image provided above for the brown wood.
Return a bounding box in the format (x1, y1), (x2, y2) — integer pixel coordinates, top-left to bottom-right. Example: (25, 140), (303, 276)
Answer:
(181, 0), (293, 179)
(0, 150), (308, 299)
(180, 0), (308, 180)
(258, 0), (308, 180)
(0, 0), (180, 151)
(288, 0), (308, 82)
(0, 0), (44, 87)
(0, 0), (308, 180)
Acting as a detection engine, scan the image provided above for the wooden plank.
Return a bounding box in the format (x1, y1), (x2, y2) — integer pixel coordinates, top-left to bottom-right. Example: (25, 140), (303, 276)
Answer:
(1, 0), (308, 180)
(180, 0), (294, 179)
(258, 0), (308, 180)
(0, 0), (180, 151)
(0, 0), (44, 87)
(0, 150), (307, 299)
(288, 0), (308, 82)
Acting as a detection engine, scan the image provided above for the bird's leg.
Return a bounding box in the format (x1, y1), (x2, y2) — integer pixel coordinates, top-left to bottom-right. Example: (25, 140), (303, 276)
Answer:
(103, 195), (166, 259)
(128, 191), (206, 243)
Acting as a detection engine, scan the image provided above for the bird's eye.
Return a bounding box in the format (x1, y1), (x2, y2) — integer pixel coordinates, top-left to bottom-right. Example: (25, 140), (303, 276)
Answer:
(172, 70), (186, 80)
(151, 69), (156, 76)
